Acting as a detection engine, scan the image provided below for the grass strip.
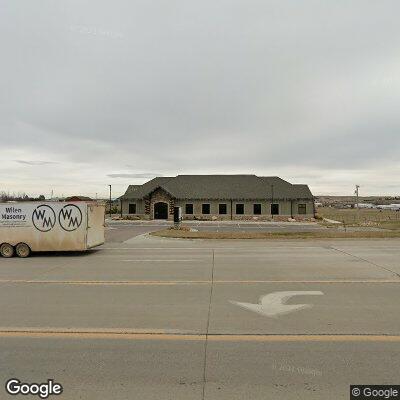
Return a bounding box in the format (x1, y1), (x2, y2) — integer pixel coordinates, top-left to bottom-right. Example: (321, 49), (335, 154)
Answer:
(150, 229), (400, 240)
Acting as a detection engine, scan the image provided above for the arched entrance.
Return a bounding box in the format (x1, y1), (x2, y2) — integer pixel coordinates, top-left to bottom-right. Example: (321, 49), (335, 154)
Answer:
(154, 202), (169, 219)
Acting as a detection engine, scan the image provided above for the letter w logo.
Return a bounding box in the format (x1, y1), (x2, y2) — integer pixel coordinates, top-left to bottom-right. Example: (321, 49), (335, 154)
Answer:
(33, 209), (46, 220)
(60, 209), (73, 220)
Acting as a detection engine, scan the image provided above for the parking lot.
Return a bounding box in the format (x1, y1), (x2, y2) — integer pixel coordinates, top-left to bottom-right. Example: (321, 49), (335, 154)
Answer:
(105, 219), (328, 243)
(0, 226), (399, 399)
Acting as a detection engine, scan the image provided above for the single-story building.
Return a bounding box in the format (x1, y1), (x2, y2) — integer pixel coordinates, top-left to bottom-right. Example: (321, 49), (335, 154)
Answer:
(64, 196), (93, 202)
(119, 175), (314, 221)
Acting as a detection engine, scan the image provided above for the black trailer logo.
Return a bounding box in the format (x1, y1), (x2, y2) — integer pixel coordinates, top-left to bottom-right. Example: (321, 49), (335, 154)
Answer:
(59, 204), (83, 231)
(32, 205), (56, 232)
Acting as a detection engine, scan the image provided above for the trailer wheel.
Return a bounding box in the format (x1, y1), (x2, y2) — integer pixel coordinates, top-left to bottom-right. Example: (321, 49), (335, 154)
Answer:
(15, 243), (31, 258)
(0, 243), (15, 258)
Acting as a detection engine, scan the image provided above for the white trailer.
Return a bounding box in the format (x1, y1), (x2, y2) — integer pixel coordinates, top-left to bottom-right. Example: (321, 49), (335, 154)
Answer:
(0, 202), (105, 258)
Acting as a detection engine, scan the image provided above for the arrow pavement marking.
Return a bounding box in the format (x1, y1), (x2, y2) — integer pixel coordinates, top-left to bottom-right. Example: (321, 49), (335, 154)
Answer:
(230, 291), (324, 318)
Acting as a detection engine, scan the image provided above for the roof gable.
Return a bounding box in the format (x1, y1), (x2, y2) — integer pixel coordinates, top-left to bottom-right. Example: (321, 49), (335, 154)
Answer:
(120, 175), (313, 200)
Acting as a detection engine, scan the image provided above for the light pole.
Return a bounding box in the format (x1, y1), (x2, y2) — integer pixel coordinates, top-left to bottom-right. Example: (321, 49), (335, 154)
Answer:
(108, 185), (112, 217)
(271, 184), (274, 220)
(355, 185), (360, 209)
(355, 185), (360, 224)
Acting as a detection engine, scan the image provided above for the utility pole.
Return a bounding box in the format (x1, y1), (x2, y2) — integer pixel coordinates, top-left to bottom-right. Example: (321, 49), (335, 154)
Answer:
(108, 185), (112, 217)
(355, 185), (360, 209)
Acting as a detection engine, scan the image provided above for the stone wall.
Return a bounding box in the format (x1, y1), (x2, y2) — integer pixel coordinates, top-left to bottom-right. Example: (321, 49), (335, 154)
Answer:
(174, 199), (315, 221)
(121, 198), (314, 220)
(149, 188), (173, 220)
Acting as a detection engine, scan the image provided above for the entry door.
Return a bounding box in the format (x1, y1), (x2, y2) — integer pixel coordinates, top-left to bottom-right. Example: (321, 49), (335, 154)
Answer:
(154, 202), (168, 219)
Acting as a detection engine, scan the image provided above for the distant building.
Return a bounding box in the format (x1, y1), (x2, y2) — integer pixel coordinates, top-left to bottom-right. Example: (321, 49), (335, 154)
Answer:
(120, 175), (314, 220)
(64, 196), (93, 202)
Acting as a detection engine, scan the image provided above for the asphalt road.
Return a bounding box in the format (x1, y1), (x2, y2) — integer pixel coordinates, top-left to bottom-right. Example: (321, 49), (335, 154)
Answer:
(0, 232), (399, 399)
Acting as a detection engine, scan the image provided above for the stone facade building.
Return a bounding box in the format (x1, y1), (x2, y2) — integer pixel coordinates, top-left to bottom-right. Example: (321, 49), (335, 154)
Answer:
(119, 175), (314, 221)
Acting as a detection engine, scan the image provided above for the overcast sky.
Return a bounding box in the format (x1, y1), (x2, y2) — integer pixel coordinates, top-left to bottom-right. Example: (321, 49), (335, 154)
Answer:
(1, 1), (400, 198)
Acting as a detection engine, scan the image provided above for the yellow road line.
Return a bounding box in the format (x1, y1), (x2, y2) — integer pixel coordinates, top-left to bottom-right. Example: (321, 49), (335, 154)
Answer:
(0, 280), (210, 285)
(0, 330), (399, 342)
(0, 279), (399, 285)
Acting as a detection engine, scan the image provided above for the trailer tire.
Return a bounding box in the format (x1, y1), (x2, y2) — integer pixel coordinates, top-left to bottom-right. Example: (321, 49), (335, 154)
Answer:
(0, 243), (15, 258)
(15, 243), (31, 258)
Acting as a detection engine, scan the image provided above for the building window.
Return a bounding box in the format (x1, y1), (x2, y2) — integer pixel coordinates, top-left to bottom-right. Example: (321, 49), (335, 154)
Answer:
(219, 204), (227, 215)
(271, 203), (279, 215)
(202, 203), (210, 214)
(128, 203), (136, 214)
(236, 203), (244, 215)
(185, 203), (193, 214)
(253, 204), (261, 215)
(298, 204), (307, 214)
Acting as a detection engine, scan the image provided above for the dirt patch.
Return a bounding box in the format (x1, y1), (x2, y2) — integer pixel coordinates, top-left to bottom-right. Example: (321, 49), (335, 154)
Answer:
(317, 207), (400, 226)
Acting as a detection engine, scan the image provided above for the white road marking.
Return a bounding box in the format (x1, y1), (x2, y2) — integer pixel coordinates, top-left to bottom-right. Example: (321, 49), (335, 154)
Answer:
(230, 291), (324, 318)
(0, 280), (397, 286)
(1, 330), (399, 342)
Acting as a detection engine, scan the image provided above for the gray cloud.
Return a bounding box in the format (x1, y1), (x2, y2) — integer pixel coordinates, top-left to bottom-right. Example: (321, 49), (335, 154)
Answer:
(1, 1), (400, 197)
(107, 173), (163, 179)
(14, 160), (58, 166)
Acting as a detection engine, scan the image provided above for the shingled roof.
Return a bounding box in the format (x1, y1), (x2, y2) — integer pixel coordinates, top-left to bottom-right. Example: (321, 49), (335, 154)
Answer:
(120, 175), (313, 200)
